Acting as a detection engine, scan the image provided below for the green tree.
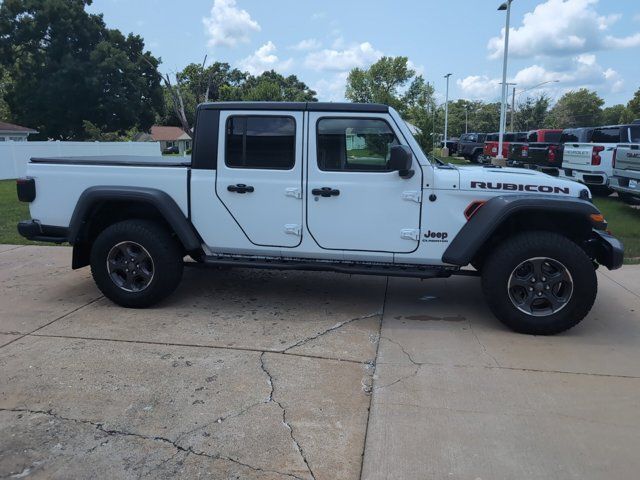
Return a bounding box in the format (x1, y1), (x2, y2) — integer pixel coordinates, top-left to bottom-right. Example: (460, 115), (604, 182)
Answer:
(0, 66), (11, 121)
(514, 94), (550, 131)
(546, 89), (604, 128)
(345, 57), (436, 150)
(627, 87), (640, 120)
(0, 0), (164, 139)
(601, 104), (629, 125)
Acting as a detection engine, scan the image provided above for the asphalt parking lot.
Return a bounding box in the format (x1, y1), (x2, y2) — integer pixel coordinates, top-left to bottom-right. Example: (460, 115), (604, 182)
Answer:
(1, 245), (639, 480)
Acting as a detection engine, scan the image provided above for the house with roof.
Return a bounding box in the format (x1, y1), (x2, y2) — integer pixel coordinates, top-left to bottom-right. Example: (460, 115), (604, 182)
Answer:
(0, 121), (38, 141)
(142, 126), (192, 155)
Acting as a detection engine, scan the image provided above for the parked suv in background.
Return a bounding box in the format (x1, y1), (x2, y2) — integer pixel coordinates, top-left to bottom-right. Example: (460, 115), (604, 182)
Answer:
(458, 133), (486, 163)
(483, 132), (527, 162)
(562, 124), (640, 195)
(508, 129), (563, 171)
(610, 143), (640, 205)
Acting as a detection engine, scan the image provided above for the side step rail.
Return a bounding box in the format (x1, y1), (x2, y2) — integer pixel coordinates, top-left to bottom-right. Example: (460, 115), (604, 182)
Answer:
(187, 255), (474, 279)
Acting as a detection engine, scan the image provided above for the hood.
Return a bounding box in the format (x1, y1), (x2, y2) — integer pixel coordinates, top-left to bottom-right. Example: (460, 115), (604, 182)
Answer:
(456, 165), (589, 198)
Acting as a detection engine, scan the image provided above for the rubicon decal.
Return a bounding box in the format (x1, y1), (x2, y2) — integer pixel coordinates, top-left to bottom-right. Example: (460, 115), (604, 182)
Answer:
(471, 181), (570, 195)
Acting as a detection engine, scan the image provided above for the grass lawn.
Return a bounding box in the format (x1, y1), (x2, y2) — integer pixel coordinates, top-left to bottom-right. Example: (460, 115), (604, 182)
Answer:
(1, 176), (638, 262)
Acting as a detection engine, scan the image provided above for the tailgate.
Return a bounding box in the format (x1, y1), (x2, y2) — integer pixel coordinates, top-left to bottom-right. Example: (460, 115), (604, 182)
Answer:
(562, 144), (593, 167)
(615, 146), (640, 171)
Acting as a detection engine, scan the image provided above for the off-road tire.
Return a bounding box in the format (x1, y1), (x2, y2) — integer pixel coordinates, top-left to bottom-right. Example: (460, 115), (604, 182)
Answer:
(619, 191), (640, 206)
(481, 231), (597, 335)
(471, 152), (481, 164)
(90, 220), (184, 308)
(590, 185), (613, 197)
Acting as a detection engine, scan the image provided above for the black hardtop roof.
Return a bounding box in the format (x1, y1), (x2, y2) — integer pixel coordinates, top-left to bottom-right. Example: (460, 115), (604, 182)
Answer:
(197, 101), (389, 113)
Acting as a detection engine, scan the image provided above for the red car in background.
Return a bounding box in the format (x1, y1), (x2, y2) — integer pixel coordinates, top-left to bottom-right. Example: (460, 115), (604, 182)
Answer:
(482, 132), (528, 161)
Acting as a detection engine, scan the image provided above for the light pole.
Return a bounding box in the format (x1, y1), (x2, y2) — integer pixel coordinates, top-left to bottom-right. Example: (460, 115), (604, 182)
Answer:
(464, 105), (469, 134)
(496, 0), (513, 165)
(443, 73), (452, 157)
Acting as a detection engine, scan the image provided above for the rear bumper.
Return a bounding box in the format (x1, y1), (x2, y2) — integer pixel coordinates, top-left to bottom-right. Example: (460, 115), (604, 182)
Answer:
(610, 173), (640, 196)
(17, 220), (68, 244)
(560, 168), (609, 186)
(588, 230), (624, 270)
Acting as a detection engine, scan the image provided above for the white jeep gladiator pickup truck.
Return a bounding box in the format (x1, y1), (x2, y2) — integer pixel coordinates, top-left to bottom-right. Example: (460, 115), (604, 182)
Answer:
(561, 123), (640, 194)
(17, 102), (623, 335)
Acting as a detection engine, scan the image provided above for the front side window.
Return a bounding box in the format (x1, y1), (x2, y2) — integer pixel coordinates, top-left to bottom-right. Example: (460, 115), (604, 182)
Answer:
(317, 118), (399, 171)
(226, 116), (295, 169)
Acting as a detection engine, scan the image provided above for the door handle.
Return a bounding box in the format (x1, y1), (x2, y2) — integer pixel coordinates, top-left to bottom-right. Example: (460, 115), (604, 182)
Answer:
(312, 187), (340, 198)
(227, 184), (254, 194)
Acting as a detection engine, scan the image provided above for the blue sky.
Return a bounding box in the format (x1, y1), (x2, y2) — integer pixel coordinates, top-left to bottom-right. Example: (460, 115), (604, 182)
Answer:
(87, 0), (640, 107)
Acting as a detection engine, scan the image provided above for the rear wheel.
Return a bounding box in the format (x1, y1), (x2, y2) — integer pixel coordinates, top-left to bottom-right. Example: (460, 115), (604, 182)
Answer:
(481, 232), (597, 335)
(619, 191), (640, 206)
(590, 185), (613, 197)
(90, 220), (184, 308)
(470, 152), (481, 164)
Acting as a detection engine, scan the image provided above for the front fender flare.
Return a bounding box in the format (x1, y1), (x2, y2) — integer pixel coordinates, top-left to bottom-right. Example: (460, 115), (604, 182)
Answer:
(442, 195), (603, 266)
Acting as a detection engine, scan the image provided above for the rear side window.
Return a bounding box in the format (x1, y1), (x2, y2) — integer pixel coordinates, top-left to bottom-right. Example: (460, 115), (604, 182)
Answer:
(545, 131), (562, 143)
(527, 131), (539, 142)
(317, 118), (399, 172)
(225, 116), (295, 169)
(592, 127), (621, 144)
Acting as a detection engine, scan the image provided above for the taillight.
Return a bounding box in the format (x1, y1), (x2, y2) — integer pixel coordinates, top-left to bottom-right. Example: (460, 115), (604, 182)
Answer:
(548, 145), (556, 163)
(16, 177), (36, 202)
(591, 146), (604, 166)
(522, 145), (529, 157)
(612, 148), (617, 168)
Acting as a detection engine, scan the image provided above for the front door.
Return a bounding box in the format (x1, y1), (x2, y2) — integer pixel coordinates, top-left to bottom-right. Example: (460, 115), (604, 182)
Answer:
(306, 113), (422, 253)
(215, 111), (303, 248)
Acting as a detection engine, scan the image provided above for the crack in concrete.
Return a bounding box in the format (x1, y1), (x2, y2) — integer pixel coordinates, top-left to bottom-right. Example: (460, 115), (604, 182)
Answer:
(0, 407), (305, 480)
(282, 311), (382, 353)
(260, 352), (317, 480)
(467, 321), (501, 367)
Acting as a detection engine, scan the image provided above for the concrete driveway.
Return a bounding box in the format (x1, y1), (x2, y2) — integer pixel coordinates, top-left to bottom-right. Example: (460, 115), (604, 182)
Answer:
(0, 245), (639, 480)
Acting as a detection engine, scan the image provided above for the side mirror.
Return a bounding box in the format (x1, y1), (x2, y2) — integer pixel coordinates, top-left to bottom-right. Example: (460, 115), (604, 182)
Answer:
(389, 145), (415, 179)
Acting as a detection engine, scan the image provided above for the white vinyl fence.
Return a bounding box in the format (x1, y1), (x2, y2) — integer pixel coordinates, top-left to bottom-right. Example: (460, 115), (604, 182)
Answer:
(0, 141), (162, 180)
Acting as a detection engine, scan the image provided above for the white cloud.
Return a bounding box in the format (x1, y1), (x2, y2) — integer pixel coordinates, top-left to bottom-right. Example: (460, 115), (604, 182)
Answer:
(312, 72), (349, 102)
(203, 0), (260, 48)
(238, 41), (293, 75)
(456, 75), (502, 100)
(458, 54), (624, 100)
(487, 0), (639, 59)
(304, 42), (383, 72)
(289, 38), (321, 51)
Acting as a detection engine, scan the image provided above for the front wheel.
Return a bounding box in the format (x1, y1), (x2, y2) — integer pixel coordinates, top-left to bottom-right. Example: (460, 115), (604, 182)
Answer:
(481, 232), (597, 335)
(90, 220), (184, 308)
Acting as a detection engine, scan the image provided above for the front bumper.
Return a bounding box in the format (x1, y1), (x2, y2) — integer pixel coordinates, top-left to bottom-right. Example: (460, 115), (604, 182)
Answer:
(18, 220), (69, 244)
(587, 229), (624, 270)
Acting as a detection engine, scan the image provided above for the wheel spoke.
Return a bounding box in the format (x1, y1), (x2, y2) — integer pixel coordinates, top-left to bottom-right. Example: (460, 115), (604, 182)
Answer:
(107, 241), (155, 293)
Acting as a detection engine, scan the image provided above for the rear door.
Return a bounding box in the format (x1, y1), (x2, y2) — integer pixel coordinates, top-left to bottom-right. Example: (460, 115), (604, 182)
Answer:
(306, 113), (422, 253)
(215, 111), (303, 247)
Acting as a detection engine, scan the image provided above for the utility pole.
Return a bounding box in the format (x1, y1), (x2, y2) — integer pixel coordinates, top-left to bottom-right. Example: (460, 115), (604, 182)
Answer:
(496, 0), (513, 165)
(511, 86), (516, 131)
(443, 73), (452, 157)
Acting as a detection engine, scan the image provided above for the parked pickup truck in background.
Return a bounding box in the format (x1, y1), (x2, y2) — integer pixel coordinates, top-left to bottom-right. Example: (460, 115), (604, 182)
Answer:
(610, 143), (640, 205)
(457, 133), (486, 163)
(483, 132), (527, 162)
(16, 102), (623, 335)
(561, 123), (640, 195)
(508, 129), (563, 171)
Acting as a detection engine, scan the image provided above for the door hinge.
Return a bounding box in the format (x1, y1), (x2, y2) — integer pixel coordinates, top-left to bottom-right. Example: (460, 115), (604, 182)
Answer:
(284, 224), (302, 236)
(285, 187), (302, 199)
(400, 228), (420, 241)
(401, 190), (421, 203)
